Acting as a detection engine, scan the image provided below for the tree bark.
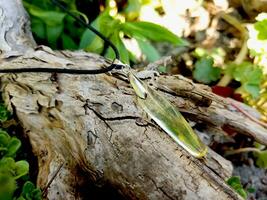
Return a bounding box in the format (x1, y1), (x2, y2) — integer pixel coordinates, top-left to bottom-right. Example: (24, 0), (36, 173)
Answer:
(0, 1), (266, 200)
(0, 49), (242, 200)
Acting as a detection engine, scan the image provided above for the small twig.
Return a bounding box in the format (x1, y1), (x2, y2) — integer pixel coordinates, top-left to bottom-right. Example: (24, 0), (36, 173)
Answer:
(42, 162), (65, 197)
(229, 100), (267, 129)
(224, 147), (262, 156)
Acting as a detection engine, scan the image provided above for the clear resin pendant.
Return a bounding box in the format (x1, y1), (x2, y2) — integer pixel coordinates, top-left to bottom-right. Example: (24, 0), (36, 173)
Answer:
(129, 72), (207, 158)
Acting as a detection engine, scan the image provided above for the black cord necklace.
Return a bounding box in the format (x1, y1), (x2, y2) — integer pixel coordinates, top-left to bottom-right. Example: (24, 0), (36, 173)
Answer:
(0, 0), (125, 75)
(0, 0), (208, 158)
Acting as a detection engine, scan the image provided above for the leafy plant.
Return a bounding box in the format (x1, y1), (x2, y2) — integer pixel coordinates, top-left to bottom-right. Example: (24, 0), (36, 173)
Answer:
(0, 173), (17, 200)
(0, 129), (21, 158)
(0, 138), (31, 200)
(193, 57), (221, 84)
(226, 176), (248, 199)
(253, 150), (267, 168)
(0, 103), (10, 122)
(0, 157), (29, 180)
(254, 19), (267, 40)
(245, 13), (267, 119)
(17, 181), (42, 200)
(225, 62), (263, 98)
(248, 13), (267, 69)
(24, 0), (187, 64)
(79, 8), (188, 64)
(23, 0), (85, 49)
(0, 103), (41, 200)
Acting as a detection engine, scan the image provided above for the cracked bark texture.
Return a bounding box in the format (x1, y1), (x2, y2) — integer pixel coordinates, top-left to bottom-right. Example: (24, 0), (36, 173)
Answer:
(0, 0), (266, 200)
(1, 47), (259, 200)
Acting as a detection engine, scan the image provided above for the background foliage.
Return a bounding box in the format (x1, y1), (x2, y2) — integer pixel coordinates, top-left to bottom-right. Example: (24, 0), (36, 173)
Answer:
(23, 0), (188, 64)
(0, 103), (41, 200)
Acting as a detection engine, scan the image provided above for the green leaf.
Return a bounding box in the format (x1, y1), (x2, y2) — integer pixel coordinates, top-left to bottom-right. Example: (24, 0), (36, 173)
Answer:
(227, 176), (242, 186)
(79, 23), (101, 50)
(254, 19), (267, 40)
(5, 137), (21, 158)
(0, 129), (21, 158)
(79, 29), (93, 49)
(227, 62), (263, 98)
(232, 62), (263, 85)
(62, 34), (78, 50)
(0, 158), (29, 180)
(254, 150), (267, 168)
(46, 24), (64, 48)
(122, 21), (188, 46)
(236, 188), (248, 199)
(0, 103), (10, 122)
(19, 181), (42, 200)
(226, 176), (247, 199)
(158, 65), (167, 73)
(14, 160), (29, 180)
(17, 197), (26, 200)
(243, 84), (260, 98)
(128, 50), (138, 63)
(79, 10), (119, 53)
(136, 38), (160, 62)
(0, 173), (17, 200)
(28, 8), (66, 26)
(193, 57), (221, 84)
(85, 38), (103, 54)
(22, 181), (35, 195)
(31, 18), (46, 39)
(0, 130), (10, 148)
(106, 31), (129, 64)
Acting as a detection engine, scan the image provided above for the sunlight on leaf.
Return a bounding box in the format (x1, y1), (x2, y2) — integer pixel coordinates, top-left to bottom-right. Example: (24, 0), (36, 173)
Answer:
(122, 21), (189, 46)
(254, 150), (267, 168)
(254, 19), (267, 40)
(136, 38), (160, 62)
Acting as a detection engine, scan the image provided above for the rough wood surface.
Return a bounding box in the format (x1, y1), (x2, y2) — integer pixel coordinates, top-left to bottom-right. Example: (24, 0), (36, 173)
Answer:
(0, 48), (257, 200)
(154, 75), (267, 145)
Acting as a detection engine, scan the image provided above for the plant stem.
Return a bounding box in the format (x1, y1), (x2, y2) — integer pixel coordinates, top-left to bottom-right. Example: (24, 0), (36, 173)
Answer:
(217, 12), (248, 87)
(224, 147), (262, 156)
(217, 74), (232, 86)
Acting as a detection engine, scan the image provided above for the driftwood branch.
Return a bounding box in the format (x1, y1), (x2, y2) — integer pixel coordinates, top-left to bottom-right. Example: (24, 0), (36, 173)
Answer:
(0, 48), (261, 200)
(0, 0), (36, 53)
(1, 0), (266, 199)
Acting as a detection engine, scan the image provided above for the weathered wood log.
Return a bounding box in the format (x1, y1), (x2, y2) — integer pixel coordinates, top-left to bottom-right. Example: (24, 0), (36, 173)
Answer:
(0, 49), (241, 200)
(1, 0), (266, 199)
